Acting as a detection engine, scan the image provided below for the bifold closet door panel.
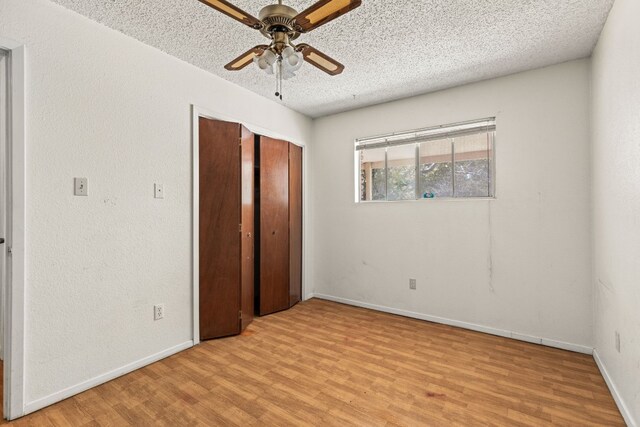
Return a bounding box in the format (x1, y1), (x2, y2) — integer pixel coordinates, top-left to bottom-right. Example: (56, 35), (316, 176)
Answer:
(259, 136), (290, 315)
(199, 117), (241, 340)
(289, 143), (303, 307)
(240, 126), (255, 331)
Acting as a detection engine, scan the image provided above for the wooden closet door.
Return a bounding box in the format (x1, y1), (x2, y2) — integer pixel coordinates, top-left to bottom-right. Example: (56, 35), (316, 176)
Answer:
(259, 136), (290, 315)
(199, 117), (241, 340)
(240, 126), (255, 330)
(289, 143), (303, 307)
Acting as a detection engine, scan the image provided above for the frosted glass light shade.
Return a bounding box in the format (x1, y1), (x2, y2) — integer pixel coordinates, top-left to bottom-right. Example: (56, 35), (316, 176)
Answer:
(282, 46), (295, 59)
(287, 51), (301, 67)
(288, 52), (303, 71)
(262, 49), (276, 66)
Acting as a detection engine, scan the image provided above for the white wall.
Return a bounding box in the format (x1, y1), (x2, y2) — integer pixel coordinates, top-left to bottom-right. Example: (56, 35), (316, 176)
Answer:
(311, 59), (593, 350)
(591, 0), (640, 424)
(0, 0), (312, 412)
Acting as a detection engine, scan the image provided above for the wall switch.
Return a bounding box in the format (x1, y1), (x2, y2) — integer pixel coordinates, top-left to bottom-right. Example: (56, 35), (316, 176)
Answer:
(74, 177), (88, 196)
(409, 278), (417, 290)
(615, 331), (621, 353)
(154, 183), (164, 199)
(154, 304), (164, 321)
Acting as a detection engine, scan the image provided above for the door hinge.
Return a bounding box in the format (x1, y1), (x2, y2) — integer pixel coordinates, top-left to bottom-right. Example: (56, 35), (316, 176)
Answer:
(239, 223), (242, 232)
(239, 310), (243, 319)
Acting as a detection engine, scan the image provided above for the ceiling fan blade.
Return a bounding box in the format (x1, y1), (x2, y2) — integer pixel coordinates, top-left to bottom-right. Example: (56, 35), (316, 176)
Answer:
(224, 45), (269, 70)
(198, 0), (263, 29)
(293, 0), (361, 32)
(296, 44), (344, 75)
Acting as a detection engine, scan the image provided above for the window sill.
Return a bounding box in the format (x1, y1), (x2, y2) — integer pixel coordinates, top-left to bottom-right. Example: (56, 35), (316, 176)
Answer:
(357, 197), (496, 204)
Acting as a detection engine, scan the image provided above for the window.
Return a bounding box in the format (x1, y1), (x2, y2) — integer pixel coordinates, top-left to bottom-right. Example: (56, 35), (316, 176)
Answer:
(357, 118), (495, 202)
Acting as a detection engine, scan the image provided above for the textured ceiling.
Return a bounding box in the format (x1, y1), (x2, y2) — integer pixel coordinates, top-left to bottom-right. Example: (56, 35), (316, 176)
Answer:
(50, 0), (614, 118)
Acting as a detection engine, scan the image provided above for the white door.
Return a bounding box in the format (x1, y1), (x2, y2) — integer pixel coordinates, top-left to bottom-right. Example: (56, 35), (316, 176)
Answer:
(0, 49), (7, 361)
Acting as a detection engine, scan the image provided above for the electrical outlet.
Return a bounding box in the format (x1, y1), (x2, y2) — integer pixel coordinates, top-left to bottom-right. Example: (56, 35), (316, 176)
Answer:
(409, 278), (417, 290)
(615, 331), (621, 353)
(154, 183), (164, 199)
(154, 304), (164, 321)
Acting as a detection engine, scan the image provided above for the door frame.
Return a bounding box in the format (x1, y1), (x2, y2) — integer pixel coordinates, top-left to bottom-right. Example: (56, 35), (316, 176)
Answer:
(0, 37), (26, 420)
(191, 105), (308, 345)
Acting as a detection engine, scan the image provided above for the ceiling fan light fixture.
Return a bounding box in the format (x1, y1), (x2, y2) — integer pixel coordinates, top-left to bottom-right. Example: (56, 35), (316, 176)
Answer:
(282, 45), (295, 59)
(261, 49), (277, 66)
(282, 69), (296, 80)
(254, 54), (269, 70)
(287, 51), (303, 68)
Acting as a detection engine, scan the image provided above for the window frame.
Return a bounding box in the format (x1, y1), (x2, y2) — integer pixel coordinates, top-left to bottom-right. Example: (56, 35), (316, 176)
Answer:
(354, 118), (496, 203)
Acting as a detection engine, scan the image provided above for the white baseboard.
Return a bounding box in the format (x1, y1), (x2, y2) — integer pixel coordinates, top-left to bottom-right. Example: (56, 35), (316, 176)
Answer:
(313, 294), (593, 355)
(22, 340), (194, 416)
(593, 349), (636, 427)
(304, 292), (315, 300)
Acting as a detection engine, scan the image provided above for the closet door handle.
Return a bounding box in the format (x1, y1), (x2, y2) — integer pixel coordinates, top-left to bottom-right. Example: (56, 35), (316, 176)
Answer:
(0, 238), (4, 244)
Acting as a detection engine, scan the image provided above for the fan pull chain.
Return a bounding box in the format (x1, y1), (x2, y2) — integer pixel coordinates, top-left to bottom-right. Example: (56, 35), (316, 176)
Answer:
(279, 59), (283, 100)
(274, 62), (278, 98)
(275, 58), (283, 100)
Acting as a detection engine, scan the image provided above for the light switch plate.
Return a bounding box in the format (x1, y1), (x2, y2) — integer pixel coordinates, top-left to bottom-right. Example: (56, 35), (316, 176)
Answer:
(154, 183), (164, 199)
(74, 178), (88, 196)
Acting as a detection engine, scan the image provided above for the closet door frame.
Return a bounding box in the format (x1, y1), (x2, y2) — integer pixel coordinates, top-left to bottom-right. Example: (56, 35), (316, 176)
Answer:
(0, 38), (25, 420)
(191, 105), (307, 344)
(288, 143), (303, 307)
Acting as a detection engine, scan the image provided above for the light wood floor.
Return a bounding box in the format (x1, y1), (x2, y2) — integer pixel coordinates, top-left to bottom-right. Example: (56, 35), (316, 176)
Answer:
(2, 299), (624, 426)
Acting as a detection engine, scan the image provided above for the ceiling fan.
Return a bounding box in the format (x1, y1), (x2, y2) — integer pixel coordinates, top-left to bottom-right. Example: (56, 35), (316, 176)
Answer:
(197, 0), (362, 99)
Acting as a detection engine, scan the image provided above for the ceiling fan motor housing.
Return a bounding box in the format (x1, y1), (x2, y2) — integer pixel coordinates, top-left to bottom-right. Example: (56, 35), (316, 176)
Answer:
(259, 4), (300, 40)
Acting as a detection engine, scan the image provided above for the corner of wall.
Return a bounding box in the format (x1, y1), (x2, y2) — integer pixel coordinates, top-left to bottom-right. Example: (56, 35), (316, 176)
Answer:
(593, 350), (638, 427)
